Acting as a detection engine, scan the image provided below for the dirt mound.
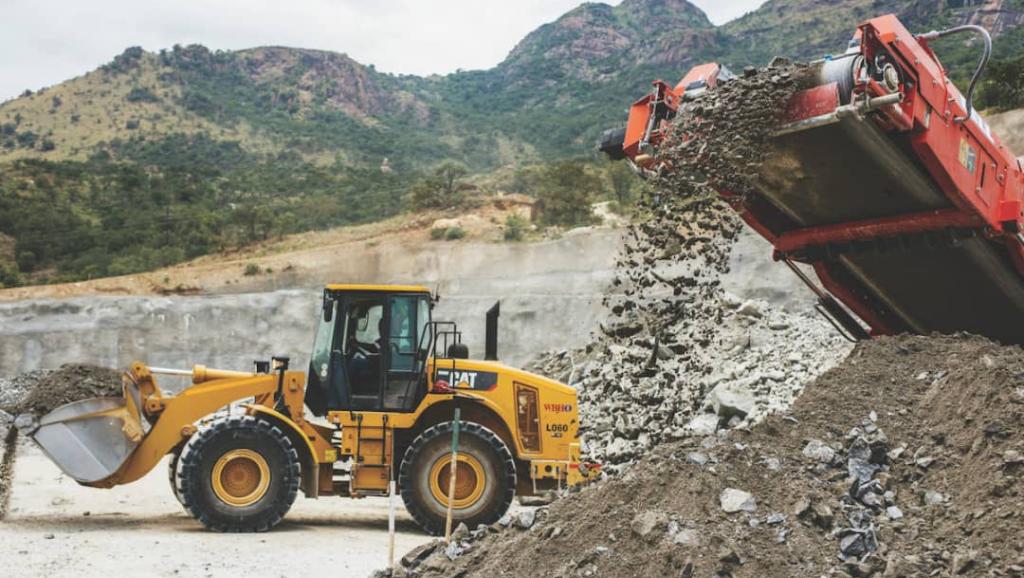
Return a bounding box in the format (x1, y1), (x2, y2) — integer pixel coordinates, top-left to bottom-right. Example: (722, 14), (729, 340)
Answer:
(403, 334), (1024, 577)
(0, 364), (122, 416)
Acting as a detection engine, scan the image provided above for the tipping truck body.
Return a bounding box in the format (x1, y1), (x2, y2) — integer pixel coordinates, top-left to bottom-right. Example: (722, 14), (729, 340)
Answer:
(18, 284), (598, 534)
(601, 14), (1024, 344)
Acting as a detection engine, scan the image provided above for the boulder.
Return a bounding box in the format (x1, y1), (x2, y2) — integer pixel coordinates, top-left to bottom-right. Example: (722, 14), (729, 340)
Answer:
(401, 540), (442, 568)
(516, 509), (537, 529)
(802, 439), (836, 463)
(685, 413), (719, 436)
(735, 300), (764, 318)
(720, 488), (757, 513)
(631, 510), (665, 538)
(709, 383), (757, 419)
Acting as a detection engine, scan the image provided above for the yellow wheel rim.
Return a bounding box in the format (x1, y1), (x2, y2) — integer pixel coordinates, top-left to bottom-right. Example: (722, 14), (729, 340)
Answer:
(211, 449), (271, 507)
(428, 454), (486, 509)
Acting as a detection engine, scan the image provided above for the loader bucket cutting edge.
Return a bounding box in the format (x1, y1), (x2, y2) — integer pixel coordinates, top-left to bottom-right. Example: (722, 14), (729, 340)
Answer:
(28, 397), (141, 484)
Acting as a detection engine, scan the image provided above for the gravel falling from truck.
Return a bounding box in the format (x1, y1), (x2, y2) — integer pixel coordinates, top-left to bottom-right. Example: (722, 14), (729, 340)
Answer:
(528, 62), (851, 468)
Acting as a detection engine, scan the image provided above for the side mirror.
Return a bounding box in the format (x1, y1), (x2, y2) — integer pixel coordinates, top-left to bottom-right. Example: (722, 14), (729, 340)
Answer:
(323, 297), (334, 323)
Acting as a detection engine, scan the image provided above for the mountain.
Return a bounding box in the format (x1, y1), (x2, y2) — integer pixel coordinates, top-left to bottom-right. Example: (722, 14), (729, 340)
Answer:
(0, 0), (1021, 286)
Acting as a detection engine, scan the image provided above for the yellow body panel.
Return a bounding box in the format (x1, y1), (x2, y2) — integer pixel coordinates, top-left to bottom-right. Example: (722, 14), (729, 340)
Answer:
(324, 284), (430, 293)
(97, 367), (297, 486)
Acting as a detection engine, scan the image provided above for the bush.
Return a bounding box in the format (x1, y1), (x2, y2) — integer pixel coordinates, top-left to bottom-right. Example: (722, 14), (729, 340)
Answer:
(406, 161), (469, 210)
(535, 160), (601, 227)
(444, 226), (466, 240)
(504, 214), (527, 241)
(243, 263), (262, 276)
(430, 227), (446, 240)
(978, 55), (1024, 111)
(126, 86), (160, 103)
(0, 264), (21, 288)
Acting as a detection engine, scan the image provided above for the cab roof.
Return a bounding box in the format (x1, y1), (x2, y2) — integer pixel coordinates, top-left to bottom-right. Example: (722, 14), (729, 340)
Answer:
(325, 284), (430, 293)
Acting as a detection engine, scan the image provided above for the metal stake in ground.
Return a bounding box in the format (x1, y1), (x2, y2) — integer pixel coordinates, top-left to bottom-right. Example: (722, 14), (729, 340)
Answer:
(444, 406), (462, 543)
(386, 416), (396, 571)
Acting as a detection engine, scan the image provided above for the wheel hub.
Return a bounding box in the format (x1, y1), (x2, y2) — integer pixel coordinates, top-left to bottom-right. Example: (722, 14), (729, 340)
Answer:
(211, 449), (270, 507)
(429, 454), (486, 509)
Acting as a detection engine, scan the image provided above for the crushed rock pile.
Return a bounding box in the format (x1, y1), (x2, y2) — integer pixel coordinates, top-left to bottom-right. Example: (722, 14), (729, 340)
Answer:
(401, 334), (1024, 578)
(528, 62), (850, 468)
(0, 364), (122, 417)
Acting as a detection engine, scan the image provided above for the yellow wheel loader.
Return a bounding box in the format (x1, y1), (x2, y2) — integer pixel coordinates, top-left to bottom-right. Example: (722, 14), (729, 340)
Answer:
(18, 284), (598, 534)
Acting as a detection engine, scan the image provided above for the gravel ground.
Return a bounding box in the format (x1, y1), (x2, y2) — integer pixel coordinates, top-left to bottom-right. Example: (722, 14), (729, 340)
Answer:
(0, 440), (435, 578)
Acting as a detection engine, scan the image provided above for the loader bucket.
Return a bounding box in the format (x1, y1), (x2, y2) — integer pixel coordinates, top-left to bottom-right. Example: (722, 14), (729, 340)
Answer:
(25, 380), (146, 484)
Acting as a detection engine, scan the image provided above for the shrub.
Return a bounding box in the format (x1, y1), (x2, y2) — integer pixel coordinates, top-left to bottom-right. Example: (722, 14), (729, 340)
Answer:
(0, 264), (21, 288)
(126, 86), (160, 103)
(535, 160), (600, 227)
(444, 226), (466, 240)
(430, 227), (446, 240)
(243, 263), (261, 276)
(504, 214), (527, 241)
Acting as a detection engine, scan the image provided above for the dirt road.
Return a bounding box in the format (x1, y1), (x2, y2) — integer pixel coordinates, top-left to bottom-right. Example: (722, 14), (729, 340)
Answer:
(0, 442), (432, 577)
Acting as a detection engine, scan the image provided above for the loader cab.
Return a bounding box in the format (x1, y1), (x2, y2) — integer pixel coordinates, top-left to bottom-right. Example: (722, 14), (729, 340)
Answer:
(305, 285), (433, 416)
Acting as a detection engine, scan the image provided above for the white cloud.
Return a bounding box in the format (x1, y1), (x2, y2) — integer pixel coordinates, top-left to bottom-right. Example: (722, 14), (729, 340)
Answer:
(0, 0), (765, 101)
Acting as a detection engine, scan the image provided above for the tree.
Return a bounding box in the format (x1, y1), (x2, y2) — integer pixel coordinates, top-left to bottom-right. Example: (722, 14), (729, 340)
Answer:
(535, 160), (601, 227)
(978, 55), (1024, 111)
(406, 161), (469, 209)
(607, 161), (639, 210)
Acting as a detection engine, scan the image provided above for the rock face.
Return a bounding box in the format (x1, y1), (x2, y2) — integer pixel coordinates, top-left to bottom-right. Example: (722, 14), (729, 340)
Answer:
(0, 229), (621, 377)
(501, 0), (716, 82)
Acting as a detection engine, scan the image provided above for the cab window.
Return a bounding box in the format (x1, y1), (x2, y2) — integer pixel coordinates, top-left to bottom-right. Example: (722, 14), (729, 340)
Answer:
(388, 296), (417, 371)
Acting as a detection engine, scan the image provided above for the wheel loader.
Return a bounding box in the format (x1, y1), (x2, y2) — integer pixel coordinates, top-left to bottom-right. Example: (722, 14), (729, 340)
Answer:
(600, 14), (1024, 344)
(16, 284), (598, 534)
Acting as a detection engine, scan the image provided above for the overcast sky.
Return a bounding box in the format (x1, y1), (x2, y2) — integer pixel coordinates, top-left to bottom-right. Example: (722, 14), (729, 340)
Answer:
(1, 0), (765, 102)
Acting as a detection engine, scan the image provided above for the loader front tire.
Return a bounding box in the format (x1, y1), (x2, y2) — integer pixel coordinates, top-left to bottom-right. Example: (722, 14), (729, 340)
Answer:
(168, 446), (185, 507)
(399, 421), (516, 535)
(177, 415), (300, 532)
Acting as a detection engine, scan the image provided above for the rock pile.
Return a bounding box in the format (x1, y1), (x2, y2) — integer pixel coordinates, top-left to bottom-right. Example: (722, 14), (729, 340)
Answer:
(0, 364), (121, 417)
(403, 333), (1024, 577)
(528, 63), (850, 468)
(0, 364), (121, 520)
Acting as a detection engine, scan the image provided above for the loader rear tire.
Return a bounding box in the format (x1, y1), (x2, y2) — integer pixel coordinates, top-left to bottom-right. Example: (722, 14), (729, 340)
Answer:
(177, 415), (300, 532)
(399, 421), (516, 536)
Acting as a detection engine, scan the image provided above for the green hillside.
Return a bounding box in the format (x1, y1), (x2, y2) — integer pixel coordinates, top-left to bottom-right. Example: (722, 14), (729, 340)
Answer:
(0, 0), (1021, 286)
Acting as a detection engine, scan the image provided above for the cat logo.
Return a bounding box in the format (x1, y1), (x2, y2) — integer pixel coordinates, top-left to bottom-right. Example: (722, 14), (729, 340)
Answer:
(435, 369), (498, 391)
